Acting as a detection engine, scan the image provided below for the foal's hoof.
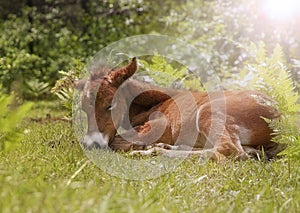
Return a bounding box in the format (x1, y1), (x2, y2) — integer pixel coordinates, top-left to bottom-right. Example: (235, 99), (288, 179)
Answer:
(154, 143), (176, 150)
(207, 151), (226, 162)
(129, 149), (154, 157)
(235, 153), (250, 161)
(129, 147), (164, 157)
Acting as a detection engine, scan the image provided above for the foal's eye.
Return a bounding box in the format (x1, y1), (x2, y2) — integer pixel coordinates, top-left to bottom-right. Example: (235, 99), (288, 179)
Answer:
(106, 102), (116, 111)
(106, 105), (112, 111)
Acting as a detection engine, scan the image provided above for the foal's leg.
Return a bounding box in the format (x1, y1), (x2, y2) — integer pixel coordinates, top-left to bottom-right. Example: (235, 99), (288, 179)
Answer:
(199, 119), (249, 160)
(109, 117), (171, 151)
(109, 135), (146, 151)
(153, 143), (203, 151)
(120, 117), (172, 146)
(130, 147), (226, 162)
(214, 130), (249, 160)
(111, 118), (228, 161)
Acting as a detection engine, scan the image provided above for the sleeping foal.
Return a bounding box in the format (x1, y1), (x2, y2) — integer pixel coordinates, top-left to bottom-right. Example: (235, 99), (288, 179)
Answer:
(75, 58), (283, 161)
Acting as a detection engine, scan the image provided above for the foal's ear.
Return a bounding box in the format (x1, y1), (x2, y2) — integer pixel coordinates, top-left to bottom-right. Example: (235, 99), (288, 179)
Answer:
(107, 57), (137, 87)
(74, 78), (87, 91)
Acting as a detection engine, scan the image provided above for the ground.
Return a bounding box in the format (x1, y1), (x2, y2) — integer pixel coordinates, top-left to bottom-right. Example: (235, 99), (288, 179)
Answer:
(0, 101), (299, 212)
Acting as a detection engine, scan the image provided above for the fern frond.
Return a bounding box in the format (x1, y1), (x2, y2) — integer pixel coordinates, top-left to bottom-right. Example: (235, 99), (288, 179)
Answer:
(139, 55), (203, 90)
(246, 43), (300, 160)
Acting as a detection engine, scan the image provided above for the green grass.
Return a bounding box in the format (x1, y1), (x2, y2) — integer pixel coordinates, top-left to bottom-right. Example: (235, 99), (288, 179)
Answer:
(1, 101), (300, 213)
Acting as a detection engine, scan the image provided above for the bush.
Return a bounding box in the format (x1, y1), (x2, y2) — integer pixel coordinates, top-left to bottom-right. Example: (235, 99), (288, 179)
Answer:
(0, 0), (176, 99)
(51, 58), (85, 119)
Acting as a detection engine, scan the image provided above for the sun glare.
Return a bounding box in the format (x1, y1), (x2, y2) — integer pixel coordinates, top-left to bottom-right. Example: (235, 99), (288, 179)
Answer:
(263, 0), (300, 20)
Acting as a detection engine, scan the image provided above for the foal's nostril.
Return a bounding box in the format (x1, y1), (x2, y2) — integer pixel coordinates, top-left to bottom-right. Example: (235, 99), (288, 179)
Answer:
(82, 142), (101, 150)
(91, 141), (101, 149)
(88, 141), (109, 150)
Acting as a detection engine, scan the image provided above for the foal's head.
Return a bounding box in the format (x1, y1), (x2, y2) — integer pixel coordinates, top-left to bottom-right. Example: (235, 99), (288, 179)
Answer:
(75, 58), (138, 149)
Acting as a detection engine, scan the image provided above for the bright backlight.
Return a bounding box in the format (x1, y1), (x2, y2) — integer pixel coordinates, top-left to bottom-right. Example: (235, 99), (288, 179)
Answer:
(263, 0), (300, 20)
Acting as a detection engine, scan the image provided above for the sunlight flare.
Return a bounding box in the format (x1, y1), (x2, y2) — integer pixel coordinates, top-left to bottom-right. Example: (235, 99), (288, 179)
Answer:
(263, 0), (300, 20)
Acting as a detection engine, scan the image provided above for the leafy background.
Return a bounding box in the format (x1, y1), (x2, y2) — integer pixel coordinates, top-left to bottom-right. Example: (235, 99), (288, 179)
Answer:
(1, 0), (299, 97)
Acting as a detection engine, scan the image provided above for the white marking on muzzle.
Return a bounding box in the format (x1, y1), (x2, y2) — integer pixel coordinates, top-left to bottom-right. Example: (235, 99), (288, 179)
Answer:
(83, 132), (109, 149)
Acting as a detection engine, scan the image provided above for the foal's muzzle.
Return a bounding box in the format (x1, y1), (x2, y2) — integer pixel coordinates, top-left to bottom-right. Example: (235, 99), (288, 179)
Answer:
(82, 132), (109, 149)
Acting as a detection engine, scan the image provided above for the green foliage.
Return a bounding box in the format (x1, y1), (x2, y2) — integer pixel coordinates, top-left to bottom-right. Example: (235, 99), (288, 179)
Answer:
(24, 79), (50, 99)
(0, 89), (32, 151)
(162, 0), (300, 85)
(244, 43), (300, 160)
(0, 0), (176, 99)
(139, 55), (204, 90)
(291, 59), (300, 89)
(250, 44), (299, 113)
(0, 14), (42, 94)
(162, 0), (256, 78)
(51, 59), (84, 117)
(1, 0), (299, 100)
